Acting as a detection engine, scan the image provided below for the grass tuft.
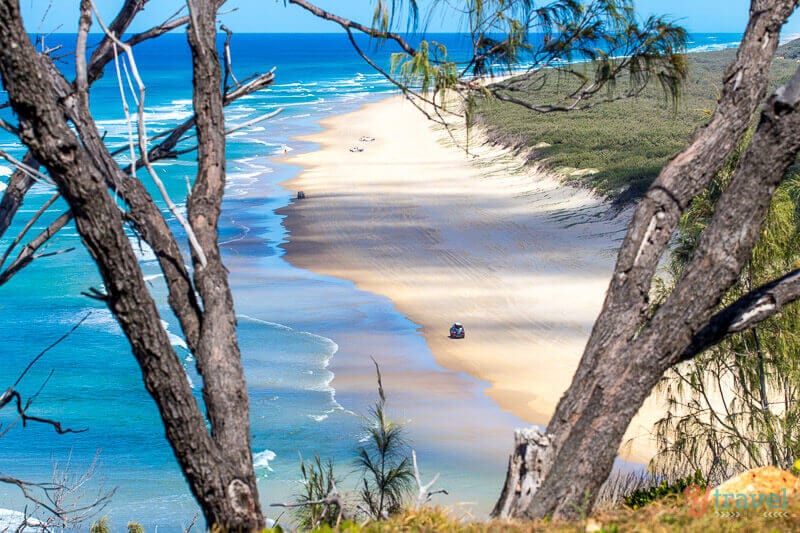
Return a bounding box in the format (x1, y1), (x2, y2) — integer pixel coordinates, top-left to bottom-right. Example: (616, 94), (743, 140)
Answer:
(285, 492), (800, 531)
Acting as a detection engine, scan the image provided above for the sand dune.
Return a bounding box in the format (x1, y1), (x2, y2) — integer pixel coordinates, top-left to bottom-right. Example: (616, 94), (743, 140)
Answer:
(279, 95), (664, 462)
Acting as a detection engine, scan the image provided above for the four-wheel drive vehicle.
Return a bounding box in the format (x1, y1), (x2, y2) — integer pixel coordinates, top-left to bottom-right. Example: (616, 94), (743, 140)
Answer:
(449, 322), (465, 339)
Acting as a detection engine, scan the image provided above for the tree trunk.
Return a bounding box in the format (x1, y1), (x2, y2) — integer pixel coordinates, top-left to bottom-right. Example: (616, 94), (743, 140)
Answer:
(185, 0), (264, 528)
(494, 0), (800, 520)
(0, 153), (38, 238)
(493, 359), (661, 518)
(0, 0), (263, 529)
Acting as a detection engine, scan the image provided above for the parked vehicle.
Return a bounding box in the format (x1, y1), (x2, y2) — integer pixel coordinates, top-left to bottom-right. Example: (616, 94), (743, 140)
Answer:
(449, 322), (465, 339)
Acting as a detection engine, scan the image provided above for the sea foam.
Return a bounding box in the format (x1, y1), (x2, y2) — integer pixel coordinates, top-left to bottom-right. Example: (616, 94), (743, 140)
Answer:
(0, 509), (42, 532)
(253, 449), (277, 473)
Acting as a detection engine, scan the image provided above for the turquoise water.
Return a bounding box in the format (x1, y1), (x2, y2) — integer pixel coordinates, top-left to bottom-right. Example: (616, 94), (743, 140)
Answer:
(0, 33), (743, 530)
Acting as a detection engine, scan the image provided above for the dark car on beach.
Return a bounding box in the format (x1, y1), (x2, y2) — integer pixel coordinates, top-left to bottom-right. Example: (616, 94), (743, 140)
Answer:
(449, 322), (465, 339)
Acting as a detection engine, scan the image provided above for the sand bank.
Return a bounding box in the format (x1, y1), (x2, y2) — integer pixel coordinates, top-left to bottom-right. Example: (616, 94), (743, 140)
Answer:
(278, 95), (663, 462)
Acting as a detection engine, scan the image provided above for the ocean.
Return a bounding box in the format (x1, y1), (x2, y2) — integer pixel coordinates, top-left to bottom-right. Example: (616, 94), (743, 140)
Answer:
(0, 32), (743, 530)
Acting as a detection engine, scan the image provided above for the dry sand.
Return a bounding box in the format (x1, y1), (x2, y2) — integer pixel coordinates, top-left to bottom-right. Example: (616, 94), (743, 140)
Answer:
(278, 95), (664, 463)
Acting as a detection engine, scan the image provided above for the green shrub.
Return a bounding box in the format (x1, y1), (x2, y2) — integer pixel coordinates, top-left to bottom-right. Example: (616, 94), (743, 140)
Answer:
(354, 360), (414, 520)
(623, 470), (706, 510)
(90, 516), (110, 533)
(293, 454), (342, 529)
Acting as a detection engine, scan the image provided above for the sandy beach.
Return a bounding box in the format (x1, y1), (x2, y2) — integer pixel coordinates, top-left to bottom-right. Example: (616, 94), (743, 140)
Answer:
(278, 95), (664, 463)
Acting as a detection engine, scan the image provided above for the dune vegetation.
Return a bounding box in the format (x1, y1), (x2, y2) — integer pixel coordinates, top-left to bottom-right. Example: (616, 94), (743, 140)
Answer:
(475, 45), (800, 204)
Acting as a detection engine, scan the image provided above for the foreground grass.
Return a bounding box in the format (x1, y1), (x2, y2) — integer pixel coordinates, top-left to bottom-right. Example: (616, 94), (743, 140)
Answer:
(276, 494), (800, 532)
(475, 47), (798, 204)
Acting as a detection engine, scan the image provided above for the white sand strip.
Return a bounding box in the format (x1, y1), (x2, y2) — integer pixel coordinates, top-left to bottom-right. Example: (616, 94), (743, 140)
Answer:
(280, 94), (663, 463)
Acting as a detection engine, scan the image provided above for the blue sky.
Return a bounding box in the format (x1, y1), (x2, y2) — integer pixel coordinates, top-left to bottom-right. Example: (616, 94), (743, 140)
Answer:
(19, 0), (800, 36)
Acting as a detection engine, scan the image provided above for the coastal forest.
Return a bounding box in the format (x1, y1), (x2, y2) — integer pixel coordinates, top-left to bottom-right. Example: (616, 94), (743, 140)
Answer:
(2, 0), (800, 531)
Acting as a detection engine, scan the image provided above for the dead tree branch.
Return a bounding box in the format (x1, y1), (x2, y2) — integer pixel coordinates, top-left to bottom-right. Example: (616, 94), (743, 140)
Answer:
(411, 450), (448, 505)
(270, 477), (347, 529)
(0, 312), (91, 438)
(86, 1), (189, 84)
(90, 0), (208, 267)
(0, 452), (114, 530)
(0, 150), (55, 186)
(220, 24), (239, 92)
(288, 0), (417, 56)
(682, 268), (800, 361)
(0, 192), (60, 270)
(0, 210), (74, 287)
(0, 152), (40, 240)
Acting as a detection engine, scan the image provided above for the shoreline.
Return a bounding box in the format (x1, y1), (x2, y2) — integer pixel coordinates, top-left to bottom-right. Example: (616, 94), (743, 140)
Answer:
(276, 94), (664, 463)
(226, 107), (526, 518)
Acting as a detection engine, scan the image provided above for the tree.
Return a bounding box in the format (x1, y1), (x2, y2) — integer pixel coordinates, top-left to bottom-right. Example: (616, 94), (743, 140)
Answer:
(289, 0), (688, 125)
(0, 0), (275, 529)
(652, 162), (800, 483)
(354, 361), (414, 521)
(292, 0), (800, 520)
(490, 0), (800, 518)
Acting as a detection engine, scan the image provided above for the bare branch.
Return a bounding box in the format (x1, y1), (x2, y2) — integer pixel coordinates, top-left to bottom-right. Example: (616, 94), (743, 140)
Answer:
(0, 192), (60, 271)
(12, 312), (90, 390)
(0, 476), (64, 518)
(110, 37), (137, 179)
(111, 69), (277, 168)
(86, 1), (189, 84)
(682, 268), (800, 362)
(288, 0), (417, 56)
(168, 108), (285, 156)
(0, 150), (55, 186)
(223, 69), (276, 103)
(220, 24), (239, 92)
(90, 1), (208, 268)
(81, 287), (109, 302)
(411, 449), (447, 505)
(182, 513), (199, 533)
(0, 453), (114, 529)
(0, 312), (91, 439)
(0, 116), (18, 135)
(0, 210), (74, 287)
(0, 153), (40, 241)
(270, 483), (347, 529)
(74, 0), (91, 94)
(2, 390), (87, 435)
